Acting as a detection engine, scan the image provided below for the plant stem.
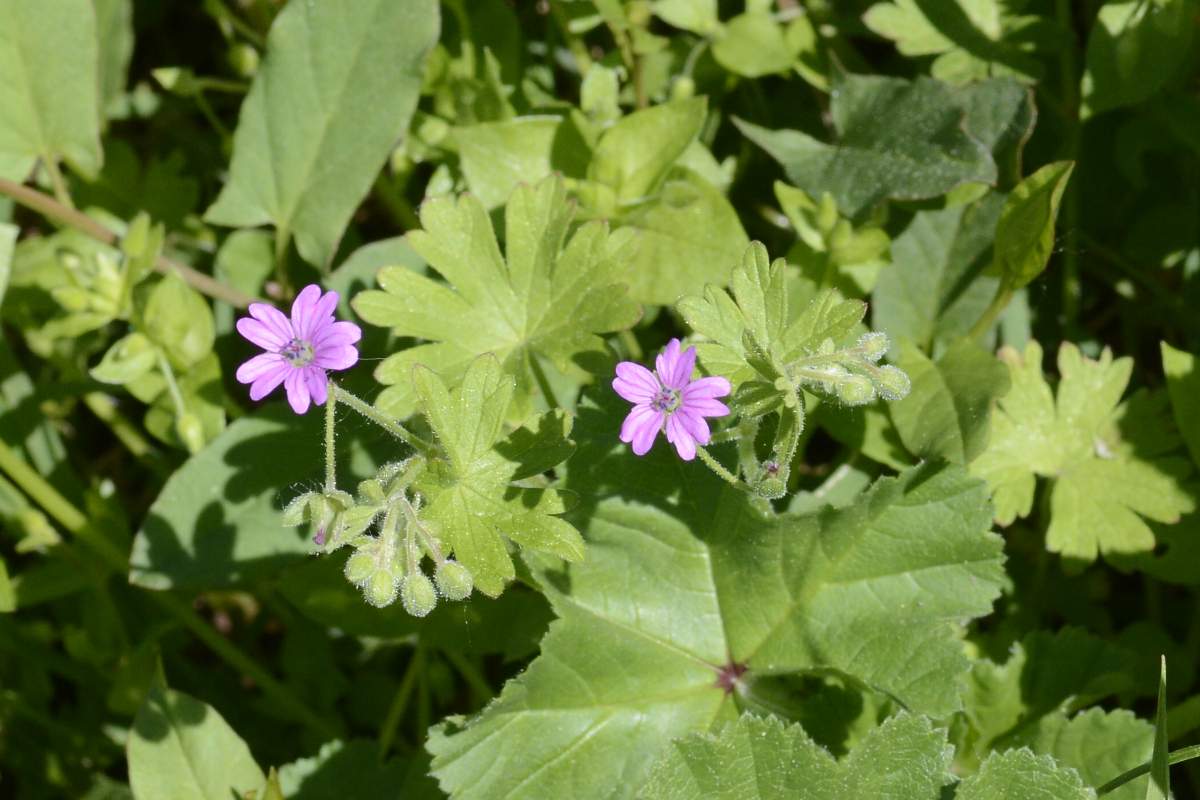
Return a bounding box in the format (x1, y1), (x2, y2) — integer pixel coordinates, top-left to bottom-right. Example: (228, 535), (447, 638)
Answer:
(618, 329), (643, 361)
(82, 392), (167, 477)
(0, 177), (257, 307)
(42, 157), (73, 208)
(0, 439), (337, 738)
(273, 226), (293, 293)
(379, 644), (424, 756)
(695, 446), (753, 492)
(528, 352), (560, 410)
(324, 382), (337, 491)
(549, 1), (593, 74)
(967, 282), (1014, 342)
(1096, 744), (1200, 795)
(330, 384), (437, 456)
(157, 352), (188, 417)
(372, 173), (421, 231)
(441, 648), (493, 706)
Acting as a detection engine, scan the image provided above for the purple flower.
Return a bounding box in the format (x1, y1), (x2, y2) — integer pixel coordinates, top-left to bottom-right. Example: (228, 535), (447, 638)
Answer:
(612, 338), (731, 461)
(235, 284), (361, 414)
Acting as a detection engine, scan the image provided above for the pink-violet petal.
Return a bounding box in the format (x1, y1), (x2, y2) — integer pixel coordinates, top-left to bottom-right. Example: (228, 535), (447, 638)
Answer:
(248, 363), (290, 401)
(674, 409), (711, 445)
(305, 367), (328, 406)
(613, 362), (660, 403)
(236, 352), (285, 384)
(237, 317), (288, 351)
(683, 376), (731, 399)
(247, 302), (294, 343)
(312, 320), (362, 349)
(620, 405), (663, 455)
(289, 285), (324, 342)
(665, 414), (697, 460)
(683, 395), (730, 418)
(655, 339), (681, 388)
(313, 344), (359, 371)
(284, 369), (312, 414)
(658, 339), (696, 390)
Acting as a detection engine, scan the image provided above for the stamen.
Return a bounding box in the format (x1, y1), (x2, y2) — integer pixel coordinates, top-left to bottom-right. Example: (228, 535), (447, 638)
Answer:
(280, 338), (315, 367)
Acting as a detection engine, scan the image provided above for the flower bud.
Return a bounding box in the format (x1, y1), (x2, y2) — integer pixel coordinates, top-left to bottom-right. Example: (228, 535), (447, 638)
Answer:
(175, 412), (206, 453)
(364, 569), (400, 608)
(755, 477), (787, 499)
(401, 572), (438, 617)
(837, 374), (875, 406)
(671, 76), (695, 101)
(357, 478), (386, 505)
(282, 491), (318, 526)
(434, 560), (473, 601)
(874, 365), (912, 401)
(857, 332), (889, 362)
(344, 550), (375, 584)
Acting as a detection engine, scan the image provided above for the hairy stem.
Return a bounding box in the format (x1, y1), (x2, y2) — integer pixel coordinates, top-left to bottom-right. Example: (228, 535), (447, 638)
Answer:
(378, 644), (424, 756)
(331, 384), (437, 456)
(324, 381), (337, 491)
(967, 282), (1014, 342)
(0, 177), (257, 307)
(695, 446), (753, 492)
(528, 352), (560, 410)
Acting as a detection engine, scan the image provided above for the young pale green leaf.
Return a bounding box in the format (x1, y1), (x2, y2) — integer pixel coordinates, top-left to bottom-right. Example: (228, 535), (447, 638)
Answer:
(711, 12), (796, 78)
(0, 222), (16, 307)
(90, 332), (157, 385)
(862, 0), (1048, 84)
(453, 116), (587, 210)
(353, 175), (640, 419)
(412, 355), (582, 597)
(1161, 342), (1200, 469)
(1147, 657), (1169, 800)
(95, 0), (134, 120)
(127, 685), (265, 800)
(871, 193), (1005, 351)
(993, 161), (1074, 290)
(652, 0), (720, 34)
(130, 406), (382, 590)
(890, 337), (1010, 464)
(957, 749), (1096, 800)
(735, 73), (995, 216)
(0, 556), (14, 613)
(1009, 709), (1153, 800)
(139, 273), (214, 370)
(0, 0), (103, 179)
(1082, 0), (1196, 118)
(204, 0), (438, 268)
(971, 341), (1195, 562)
(588, 97), (706, 203)
(619, 166), (750, 305)
(427, 395), (1004, 798)
(637, 713), (951, 799)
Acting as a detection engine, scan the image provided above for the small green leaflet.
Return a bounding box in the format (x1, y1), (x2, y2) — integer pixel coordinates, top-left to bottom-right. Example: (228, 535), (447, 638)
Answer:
(735, 73), (996, 216)
(1009, 708), (1153, 800)
(411, 355), (582, 597)
(205, 0), (438, 268)
(957, 749), (1097, 800)
(637, 713), (951, 799)
(353, 175), (641, 420)
(993, 161), (1074, 290)
(427, 394), (1004, 798)
(971, 341), (1195, 562)
(1162, 342), (1200, 469)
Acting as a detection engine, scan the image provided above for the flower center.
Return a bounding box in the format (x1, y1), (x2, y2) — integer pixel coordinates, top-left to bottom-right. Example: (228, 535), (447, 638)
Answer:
(280, 338), (314, 367)
(650, 387), (681, 414)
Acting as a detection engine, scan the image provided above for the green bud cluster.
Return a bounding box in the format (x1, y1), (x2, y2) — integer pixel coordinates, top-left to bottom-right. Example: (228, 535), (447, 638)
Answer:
(787, 333), (910, 408)
(285, 457), (476, 616)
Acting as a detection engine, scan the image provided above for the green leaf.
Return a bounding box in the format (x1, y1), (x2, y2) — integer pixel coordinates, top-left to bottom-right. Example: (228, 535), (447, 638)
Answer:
(971, 341), (1195, 561)
(127, 685), (265, 800)
(652, 0), (719, 35)
(890, 337), (1011, 464)
(453, 116), (589, 210)
(1161, 342), (1200, 469)
(1147, 657), (1169, 800)
(0, 0), (103, 178)
(1082, 0), (1196, 118)
(89, 332), (157, 385)
(588, 97), (706, 203)
(427, 402), (1004, 797)
(871, 193), (1005, 351)
(993, 161), (1074, 290)
(862, 0), (1050, 84)
(95, 0), (134, 119)
(957, 749), (1096, 800)
(712, 12), (796, 78)
(353, 175), (640, 420)
(139, 273), (214, 370)
(129, 406), (382, 589)
(1009, 709), (1153, 800)
(637, 713), (951, 799)
(619, 166), (750, 305)
(0, 556), (14, 613)
(143, 351), (225, 451)
(412, 355), (582, 597)
(204, 0), (439, 267)
(735, 73), (996, 216)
